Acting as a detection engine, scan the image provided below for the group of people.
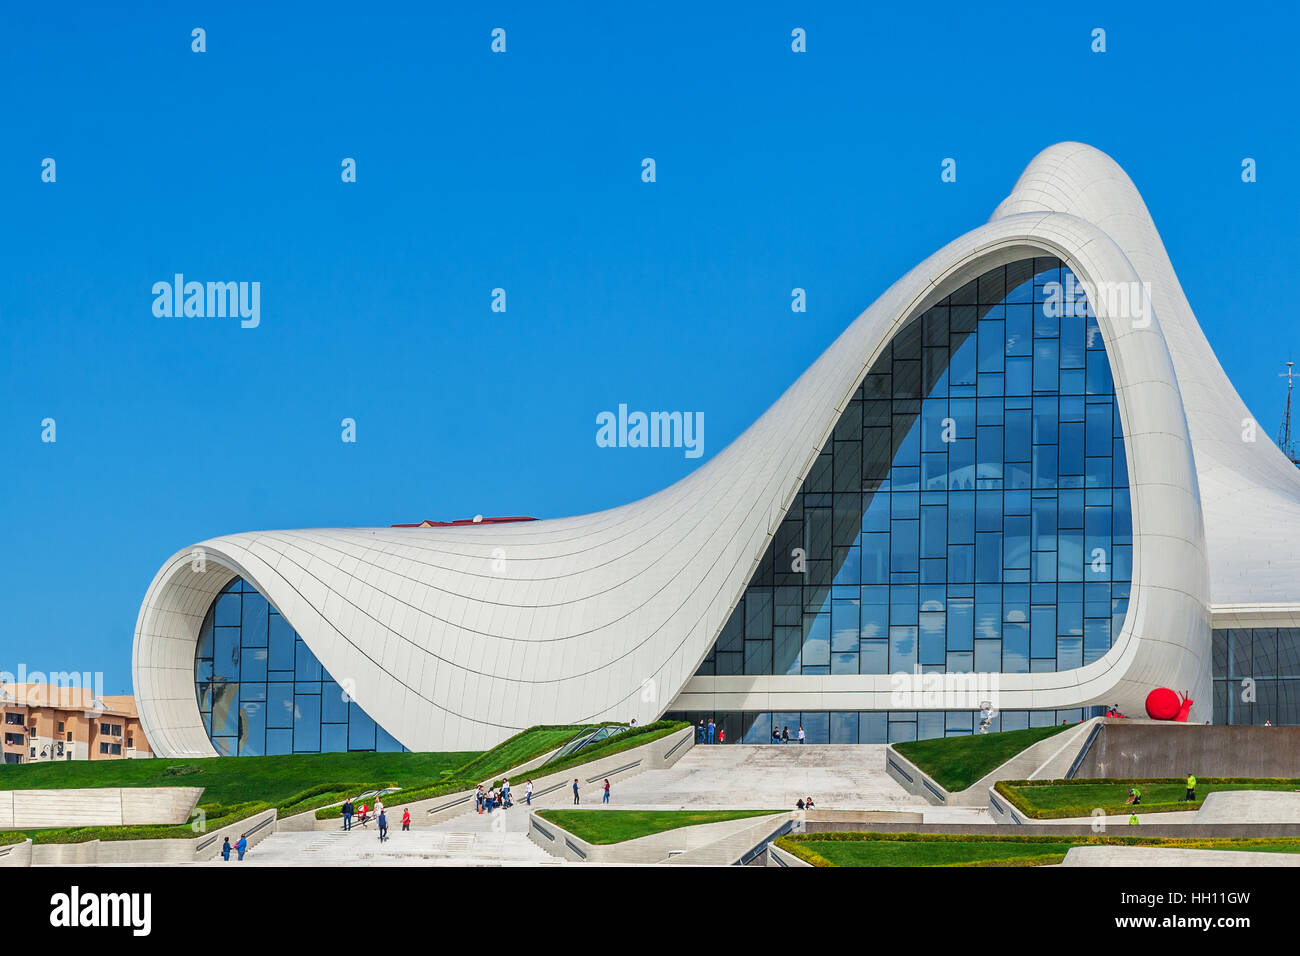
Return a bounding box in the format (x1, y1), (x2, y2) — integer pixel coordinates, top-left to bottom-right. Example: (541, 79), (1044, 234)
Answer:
(1122, 772), (1199, 825)
(219, 834), (248, 861)
(694, 718), (810, 744)
(477, 779), (531, 812)
(340, 795), (410, 841)
(570, 778), (612, 804)
(794, 796), (817, 810)
(696, 718), (724, 744)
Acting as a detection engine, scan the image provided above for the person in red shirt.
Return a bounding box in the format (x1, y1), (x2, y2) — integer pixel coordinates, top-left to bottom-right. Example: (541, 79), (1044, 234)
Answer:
(401, 807), (411, 831)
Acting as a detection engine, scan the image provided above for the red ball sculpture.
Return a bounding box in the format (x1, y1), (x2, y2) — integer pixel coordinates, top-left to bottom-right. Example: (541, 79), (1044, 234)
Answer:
(1145, 687), (1193, 721)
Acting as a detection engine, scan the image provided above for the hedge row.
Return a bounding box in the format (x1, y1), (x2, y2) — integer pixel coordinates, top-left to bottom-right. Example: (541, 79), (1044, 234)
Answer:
(0, 831), (26, 847)
(279, 781), (400, 818)
(30, 801), (273, 844)
(450, 724), (597, 781)
(487, 720), (689, 787)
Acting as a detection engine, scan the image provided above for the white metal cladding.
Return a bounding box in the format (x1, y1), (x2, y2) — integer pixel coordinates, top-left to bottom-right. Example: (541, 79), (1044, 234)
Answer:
(137, 142), (1257, 755)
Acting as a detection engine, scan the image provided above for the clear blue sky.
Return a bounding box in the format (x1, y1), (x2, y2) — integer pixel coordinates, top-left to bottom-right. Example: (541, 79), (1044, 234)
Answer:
(2, 2), (1296, 693)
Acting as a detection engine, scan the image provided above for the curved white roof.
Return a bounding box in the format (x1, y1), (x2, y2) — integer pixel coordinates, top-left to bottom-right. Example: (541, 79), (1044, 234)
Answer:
(136, 142), (1278, 755)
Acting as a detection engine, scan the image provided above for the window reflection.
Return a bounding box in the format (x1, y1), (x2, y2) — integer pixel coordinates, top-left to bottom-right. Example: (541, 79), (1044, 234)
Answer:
(695, 259), (1131, 680)
(192, 576), (406, 753)
(1211, 627), (1300, 725)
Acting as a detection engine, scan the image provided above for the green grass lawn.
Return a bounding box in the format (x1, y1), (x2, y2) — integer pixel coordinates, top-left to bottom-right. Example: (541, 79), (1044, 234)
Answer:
(538, 809), (783, 844)
(997, 778), (1300, 819)
(800, 839), (1078, 867)
(893, 723), (1073, 791)
(451, 725), (588, 782)
(0, 751), (478, 807)
(778, 832), (1300, 867)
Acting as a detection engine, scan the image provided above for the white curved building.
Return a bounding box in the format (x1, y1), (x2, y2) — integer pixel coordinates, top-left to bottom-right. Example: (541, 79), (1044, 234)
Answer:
(133, 143), (1300, 757)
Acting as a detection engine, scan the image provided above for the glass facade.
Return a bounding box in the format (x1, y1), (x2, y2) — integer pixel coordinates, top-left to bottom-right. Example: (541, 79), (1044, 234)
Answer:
(194, 576), (406, 755)
(695, 257), (1131, 680)
(664, 707), (1103, 744)
(1211, 627), (1300, 726)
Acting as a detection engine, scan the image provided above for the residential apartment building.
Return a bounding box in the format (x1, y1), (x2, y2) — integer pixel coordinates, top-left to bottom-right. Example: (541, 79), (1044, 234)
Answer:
(0, 682), (151, 764)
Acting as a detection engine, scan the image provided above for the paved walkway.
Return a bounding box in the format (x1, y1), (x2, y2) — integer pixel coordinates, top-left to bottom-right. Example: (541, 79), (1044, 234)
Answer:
(199, 825), (558, 866)
(199, 744), (975, 866)
(602, 744), (922, 811)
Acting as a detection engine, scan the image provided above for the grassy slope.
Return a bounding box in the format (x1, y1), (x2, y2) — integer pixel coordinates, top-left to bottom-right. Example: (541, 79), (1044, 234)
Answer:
(452, 725), (587, 782)
(490, 720), (689, 787)
(999, 779), (1300, 818)
(0, 751), (477, 807)
(538, 809), (781, 845)
(893, 723), (1072, 791)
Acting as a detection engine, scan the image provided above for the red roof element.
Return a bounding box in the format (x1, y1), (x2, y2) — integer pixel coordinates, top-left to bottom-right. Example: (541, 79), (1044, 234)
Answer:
(391, 516), (537, 528)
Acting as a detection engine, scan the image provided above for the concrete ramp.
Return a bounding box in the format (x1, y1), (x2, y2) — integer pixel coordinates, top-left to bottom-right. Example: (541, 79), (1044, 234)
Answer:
(1195, 790), (1300, 824)
(1074, 722), (1300, 778)
(1061, 845), (1300, 867)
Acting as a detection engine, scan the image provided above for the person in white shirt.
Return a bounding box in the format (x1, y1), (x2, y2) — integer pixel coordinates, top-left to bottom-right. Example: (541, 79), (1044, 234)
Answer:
(797, 726), (806, 744)
(525, 780), (534, 806)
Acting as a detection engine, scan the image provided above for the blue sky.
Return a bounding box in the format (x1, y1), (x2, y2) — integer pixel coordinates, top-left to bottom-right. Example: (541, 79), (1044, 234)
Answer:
(2, 1), (1297, 692)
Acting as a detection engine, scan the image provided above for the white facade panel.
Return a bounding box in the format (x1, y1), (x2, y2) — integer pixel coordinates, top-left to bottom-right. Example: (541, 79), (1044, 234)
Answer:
(136, 143), (1277, 755)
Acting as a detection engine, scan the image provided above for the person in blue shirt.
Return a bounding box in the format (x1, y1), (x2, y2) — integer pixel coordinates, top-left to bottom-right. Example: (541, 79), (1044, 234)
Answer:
(698, 719), (706, 743)
(572, 779), (580, 804)
(220, 837), (231, 861)
(707, 718), (715, 744)
(235, 834), (248, 861)
(377, 810), (389, 842)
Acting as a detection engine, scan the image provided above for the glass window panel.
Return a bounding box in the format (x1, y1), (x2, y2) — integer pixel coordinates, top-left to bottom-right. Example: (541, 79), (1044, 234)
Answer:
(240, 591), (269, 646)
(691, 260), (1127, 683)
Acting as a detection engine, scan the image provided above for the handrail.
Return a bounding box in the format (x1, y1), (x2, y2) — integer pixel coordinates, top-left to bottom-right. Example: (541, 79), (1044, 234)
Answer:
(1066, 723), (1103, 780)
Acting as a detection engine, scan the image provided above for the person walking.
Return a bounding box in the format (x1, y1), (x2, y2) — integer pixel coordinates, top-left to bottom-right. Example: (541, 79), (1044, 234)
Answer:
(797, 725), (806, 745)
(220, 837), (232, 861)
(375, 797), (384, 819)
(476, 785), (485, 814)
(377, 810), (388, 843)
(525, 780), (533, 806)
(707, 718), (715, 744)
(401, 807), (410, 831)
(573, 779), (580, 804)
(1185, 772), (1197, 802)
(342, 797), (354, 832)
(235, 834), (248, 861)
(602, 779), (611, 804)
